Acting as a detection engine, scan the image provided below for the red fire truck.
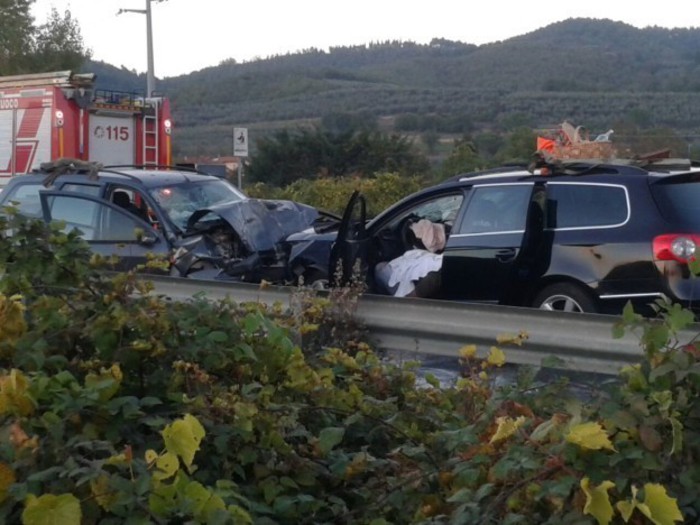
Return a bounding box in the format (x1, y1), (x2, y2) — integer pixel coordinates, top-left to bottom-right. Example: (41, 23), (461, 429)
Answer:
(0, 70), (172, 185)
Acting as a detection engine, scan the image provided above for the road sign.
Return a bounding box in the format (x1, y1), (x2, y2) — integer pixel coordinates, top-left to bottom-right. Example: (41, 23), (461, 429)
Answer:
(233, 127), (248, 157)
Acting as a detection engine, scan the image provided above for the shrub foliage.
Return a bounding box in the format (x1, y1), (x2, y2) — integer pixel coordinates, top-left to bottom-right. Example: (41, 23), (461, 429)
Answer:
(246, 171), (426, 217)
(0, 211), (697, 524)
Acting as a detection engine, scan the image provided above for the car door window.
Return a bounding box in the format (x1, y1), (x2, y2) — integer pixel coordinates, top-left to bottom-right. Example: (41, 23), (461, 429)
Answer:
(386, 193), (464, 230)
(457, 185), (532, 234)
(60, 184), (101, 197)
(1, 183), (44, 217)
(43, 194), (149, 242)
(546, 183), (629, 229)
(109, 186), (156, 225)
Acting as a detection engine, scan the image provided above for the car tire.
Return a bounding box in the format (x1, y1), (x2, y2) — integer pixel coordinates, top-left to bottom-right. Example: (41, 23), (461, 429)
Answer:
(533, 283), (597, 313)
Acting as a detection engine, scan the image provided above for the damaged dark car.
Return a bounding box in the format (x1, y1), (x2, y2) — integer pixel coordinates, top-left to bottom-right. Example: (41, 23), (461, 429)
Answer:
(286, 159), (700, 315)
(171, 198), (334, 282)
(0, 162), (338, 283)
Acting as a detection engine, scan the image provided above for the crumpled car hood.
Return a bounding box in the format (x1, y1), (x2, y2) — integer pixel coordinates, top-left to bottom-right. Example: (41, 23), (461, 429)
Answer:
(186, 198), (320, 253)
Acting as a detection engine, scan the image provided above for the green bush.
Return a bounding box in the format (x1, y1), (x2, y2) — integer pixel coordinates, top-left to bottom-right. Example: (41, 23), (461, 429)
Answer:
(0, 211), (697, 524)
(246, 171), (426, 217)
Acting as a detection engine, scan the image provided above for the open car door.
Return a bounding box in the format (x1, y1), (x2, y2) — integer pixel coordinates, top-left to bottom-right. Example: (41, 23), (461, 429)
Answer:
(329, 191), (368, 287)
(39, 191), (167, 271)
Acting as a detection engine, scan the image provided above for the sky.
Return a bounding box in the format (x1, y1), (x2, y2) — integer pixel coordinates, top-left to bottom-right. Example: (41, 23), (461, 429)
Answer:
(30, 0), (699, 79)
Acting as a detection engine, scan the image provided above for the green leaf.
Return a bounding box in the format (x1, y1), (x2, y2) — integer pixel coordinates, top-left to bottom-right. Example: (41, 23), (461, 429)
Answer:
(22, 493), (82, 525)
(227, 505), (253, 524)
(446, 487), (473, 503)
(642, 324), (670, 354)
(184, 480), (226, 521)
(26, 467), (63, 483)
(424, 373), (440, 388)
(236, 343), (258, 361)
(622, 302), (642, 325)
(529, 418), (558, 442)
(665, 303), (695, 333)
(612, 322), (625, 340)
(207, 331), (229, 343)
(669, 416), (683, 455)
(318, 427), (345, 455)
(541, 355), (565, 369)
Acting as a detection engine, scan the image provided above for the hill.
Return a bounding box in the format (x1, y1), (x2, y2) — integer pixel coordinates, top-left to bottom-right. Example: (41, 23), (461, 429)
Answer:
(84, 18), (700, 158)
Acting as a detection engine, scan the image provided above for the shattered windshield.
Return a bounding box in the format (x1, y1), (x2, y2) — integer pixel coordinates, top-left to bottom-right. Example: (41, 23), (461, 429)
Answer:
(148, 180), (246, 230)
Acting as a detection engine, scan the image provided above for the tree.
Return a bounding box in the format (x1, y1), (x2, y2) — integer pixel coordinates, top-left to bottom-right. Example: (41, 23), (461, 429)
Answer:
(0, 1), (90, 76)
(0, 0), (34, 74)
(438, 137), (484, 180)
(32, 8), (90, 72)
(248, 127), (429, 187)
(495, 126), (537, 164)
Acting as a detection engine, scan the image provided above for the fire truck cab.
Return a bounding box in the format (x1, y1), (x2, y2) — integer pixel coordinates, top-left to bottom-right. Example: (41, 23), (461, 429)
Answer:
(0, 70), (172, 186)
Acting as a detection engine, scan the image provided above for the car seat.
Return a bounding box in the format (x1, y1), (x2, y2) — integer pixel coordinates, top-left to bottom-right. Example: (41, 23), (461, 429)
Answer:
(113, 190), (148, 221)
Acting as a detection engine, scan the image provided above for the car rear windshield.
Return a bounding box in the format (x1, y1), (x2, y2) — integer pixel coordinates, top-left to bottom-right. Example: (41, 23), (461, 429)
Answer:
(651, 173), (700, 229)
(149, 179), (245, 230)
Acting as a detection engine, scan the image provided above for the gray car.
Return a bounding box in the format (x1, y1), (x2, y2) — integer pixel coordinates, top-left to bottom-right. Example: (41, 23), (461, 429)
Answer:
(0, 161), (335, 282)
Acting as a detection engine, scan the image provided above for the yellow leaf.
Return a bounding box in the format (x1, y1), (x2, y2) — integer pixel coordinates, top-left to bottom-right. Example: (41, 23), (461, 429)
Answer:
(496, 331), (528, 346)
(0, 462), (16, 503)
(90, 474), (117, 511)
(0, 369), (35, 416)
(490, 416), (527, 443)
(85, 364), (122, 402)
(104, 453), (127, 467)
(581, 477), (615, 525)
(161, 414), (205, 469)
(458, 345), (477, 359)
(0, 293), (27, 345)
(22, 493), (82, 525)
(153, 451), (179, 481)
(487, 346), (506, 367)
(616, 485), (653, 523)
(643, 483), (684, 525)
(145, 449), (159, 465)
(616, 500), (637, 522)
(566, 422), (616, 451)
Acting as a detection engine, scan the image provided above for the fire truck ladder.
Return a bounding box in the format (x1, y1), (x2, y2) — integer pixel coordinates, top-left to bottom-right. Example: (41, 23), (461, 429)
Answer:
(142, 100), (159, 167)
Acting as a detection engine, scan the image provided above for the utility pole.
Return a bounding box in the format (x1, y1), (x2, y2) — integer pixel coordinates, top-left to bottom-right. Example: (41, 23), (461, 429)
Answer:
(117, 0), (167, 97)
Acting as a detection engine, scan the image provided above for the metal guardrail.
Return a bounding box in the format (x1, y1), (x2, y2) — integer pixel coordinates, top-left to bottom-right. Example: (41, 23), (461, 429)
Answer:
(145, 275), (700, 376)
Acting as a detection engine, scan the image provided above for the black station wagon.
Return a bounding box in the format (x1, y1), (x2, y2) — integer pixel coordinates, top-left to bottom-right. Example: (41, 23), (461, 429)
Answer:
(286, 159), (700, 315)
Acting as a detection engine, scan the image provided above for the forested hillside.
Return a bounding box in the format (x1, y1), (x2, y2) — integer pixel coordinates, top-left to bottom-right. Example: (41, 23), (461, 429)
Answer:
(85, 18), (700, 158)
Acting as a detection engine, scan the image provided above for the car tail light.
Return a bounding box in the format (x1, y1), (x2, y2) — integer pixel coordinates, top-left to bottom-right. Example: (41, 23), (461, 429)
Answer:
(653, 234), (700, 263)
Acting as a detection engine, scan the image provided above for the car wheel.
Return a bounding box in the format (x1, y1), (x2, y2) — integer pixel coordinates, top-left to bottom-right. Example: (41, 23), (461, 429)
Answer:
(533, 283), (597, 313)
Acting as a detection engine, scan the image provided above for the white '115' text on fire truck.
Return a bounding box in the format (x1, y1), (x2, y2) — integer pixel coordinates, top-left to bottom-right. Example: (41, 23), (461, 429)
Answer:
(0, 70), (172, 185)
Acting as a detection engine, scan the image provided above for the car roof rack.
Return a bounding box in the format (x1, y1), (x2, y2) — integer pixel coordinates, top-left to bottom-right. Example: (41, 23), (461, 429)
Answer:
(446, 164), (530, 183)
(103, 164), (217, 177)
(35, 160), (220, 187)
(528, 151), (697, 176)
